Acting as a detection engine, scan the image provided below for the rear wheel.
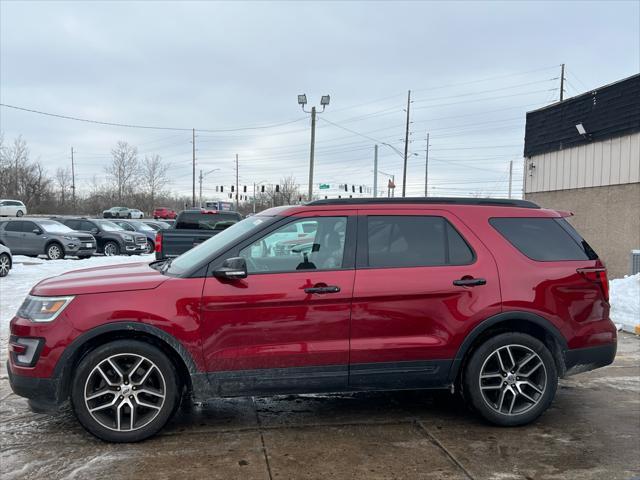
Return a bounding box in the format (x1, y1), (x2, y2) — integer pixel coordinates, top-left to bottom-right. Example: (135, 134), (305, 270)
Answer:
(0, 253), (10, 277)
(71, 340), (180, 442)
(46, 243), (65, 260)
(103, 241), (120, 256)
(463, 332), (557, 426)
(16, 210), (24, 217)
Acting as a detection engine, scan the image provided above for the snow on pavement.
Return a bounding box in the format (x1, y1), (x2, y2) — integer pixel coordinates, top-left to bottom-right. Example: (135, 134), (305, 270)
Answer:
(0, 254), (154, 340)
(610, 273), (640, 334)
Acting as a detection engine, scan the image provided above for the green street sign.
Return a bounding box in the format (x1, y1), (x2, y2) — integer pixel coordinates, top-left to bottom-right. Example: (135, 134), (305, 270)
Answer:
(319, 183), (330, 190)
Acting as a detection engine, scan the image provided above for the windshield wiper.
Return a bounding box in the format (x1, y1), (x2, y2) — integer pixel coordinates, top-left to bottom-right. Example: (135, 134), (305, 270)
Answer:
(160, 257), (174, 274)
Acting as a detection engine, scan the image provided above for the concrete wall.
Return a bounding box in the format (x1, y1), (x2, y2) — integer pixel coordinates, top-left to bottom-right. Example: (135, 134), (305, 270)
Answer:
(524, 131), (640, 193)
(526, 183), (640, 278)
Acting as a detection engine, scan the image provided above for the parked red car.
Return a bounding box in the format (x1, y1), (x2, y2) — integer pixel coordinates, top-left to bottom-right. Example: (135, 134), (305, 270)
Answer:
(153, 207), (177, 220)
(7, 198), (616, 442)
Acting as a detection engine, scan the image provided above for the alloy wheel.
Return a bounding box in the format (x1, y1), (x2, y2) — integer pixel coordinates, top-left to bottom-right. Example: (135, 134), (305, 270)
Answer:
(104, 243), (118, 256)
(84, 353), (166, 432)
(144, 241), (153, 254)
(48, 244), (62, 260)
(0, 254), (10, 276)
(478, 344), (547, 416)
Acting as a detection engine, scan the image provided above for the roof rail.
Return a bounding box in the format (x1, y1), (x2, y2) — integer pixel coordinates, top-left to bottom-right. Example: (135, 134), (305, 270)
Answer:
(306, 197), (540, 208)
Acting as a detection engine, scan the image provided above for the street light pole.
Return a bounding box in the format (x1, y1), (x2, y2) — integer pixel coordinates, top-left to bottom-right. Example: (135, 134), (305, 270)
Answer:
(402, 90), (411, 197)
(373, 144), (378, 198)
(298, 94), (330, 202)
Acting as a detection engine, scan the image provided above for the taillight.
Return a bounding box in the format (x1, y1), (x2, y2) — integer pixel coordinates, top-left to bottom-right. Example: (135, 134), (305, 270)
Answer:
(577, 267), (609, 301)
(155, 232), (162, 253)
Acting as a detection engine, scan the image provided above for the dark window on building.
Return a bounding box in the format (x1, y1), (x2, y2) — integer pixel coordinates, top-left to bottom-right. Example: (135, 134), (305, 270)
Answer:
(490, 217), (597, 261)
(366, 216), (474, 268)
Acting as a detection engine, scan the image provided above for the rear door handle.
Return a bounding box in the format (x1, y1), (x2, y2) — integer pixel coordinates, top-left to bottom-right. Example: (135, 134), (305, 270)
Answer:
(453, 277), (486, 287)
(304, 285), (341, 294)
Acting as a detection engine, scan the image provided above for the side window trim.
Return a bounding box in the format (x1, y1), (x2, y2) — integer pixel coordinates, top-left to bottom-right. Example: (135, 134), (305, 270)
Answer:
(356, 214), (476, 269)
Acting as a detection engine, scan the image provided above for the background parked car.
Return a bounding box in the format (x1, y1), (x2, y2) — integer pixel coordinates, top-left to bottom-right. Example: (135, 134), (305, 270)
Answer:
(128, 209), (144, 219)
(0, 243), (11, 277)
(0, 218), (96, 259)
(153, 207), (177, 219)
(58, 218), (147, 256)
(142, 220), (171, 231)
(111, 219), (157, 253)
(103, 207), (135, 218)
(0, 199), (27, 217)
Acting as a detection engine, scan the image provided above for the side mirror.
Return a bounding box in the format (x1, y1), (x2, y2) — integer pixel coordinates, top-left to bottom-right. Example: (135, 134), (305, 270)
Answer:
(213, 257), (248, 280)
(33, 228), (42, 235)
(91, 228), (99, 234)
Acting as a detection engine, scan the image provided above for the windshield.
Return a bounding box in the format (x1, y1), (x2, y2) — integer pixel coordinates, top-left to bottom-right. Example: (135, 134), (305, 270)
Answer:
(135, 222), (154, 231)
(40, 220), (75, 234)
(167, 215), (274, 275)
(96, 220), (124, 231)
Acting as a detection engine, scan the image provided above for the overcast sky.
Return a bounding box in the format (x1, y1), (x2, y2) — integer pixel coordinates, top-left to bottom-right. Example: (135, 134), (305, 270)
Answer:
(1, 0), (638, 200)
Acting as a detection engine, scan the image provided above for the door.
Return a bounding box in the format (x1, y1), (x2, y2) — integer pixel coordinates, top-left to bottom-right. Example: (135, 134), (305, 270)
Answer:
(20, 221), (45, 254)
(200, 213), (356, 396)
(2, 221), (25, 252)
(349, 209), (501, 389)
(80, 220), (103, 249)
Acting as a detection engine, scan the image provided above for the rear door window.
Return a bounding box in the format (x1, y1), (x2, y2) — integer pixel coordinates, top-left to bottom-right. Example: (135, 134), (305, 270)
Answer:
(490, 217), (597, 261)
(366, 216), (474, 268)
(4, 221), (24, 232)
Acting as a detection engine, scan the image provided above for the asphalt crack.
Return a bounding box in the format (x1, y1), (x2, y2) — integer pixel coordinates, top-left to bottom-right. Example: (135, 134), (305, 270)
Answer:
(252, 397), (274, 480)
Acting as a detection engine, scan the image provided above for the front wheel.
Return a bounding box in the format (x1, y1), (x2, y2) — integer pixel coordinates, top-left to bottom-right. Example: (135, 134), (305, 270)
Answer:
(103, 241), (120, 256)
(144, 240), (154, 254)
(71, 340), (180, 442)
(463, 332), (557, 426)
(0, 253), (10, 277)
(46, 243), (65, 260)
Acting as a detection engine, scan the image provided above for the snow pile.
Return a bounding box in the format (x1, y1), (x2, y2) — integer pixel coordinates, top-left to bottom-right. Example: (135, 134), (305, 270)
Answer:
(0, 254), (154, 339)
(609, 273), (640, 334)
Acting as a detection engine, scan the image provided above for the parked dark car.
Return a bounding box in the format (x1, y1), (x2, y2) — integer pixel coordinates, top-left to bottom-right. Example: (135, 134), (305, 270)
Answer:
(0, 243), (12, 276)
(57, 218), (147, 256)
(154, 209), (242, 260)
(153, 207), (177, 220)
(0, 219), (96, 260)
(111, 219), (157, 254)
(141, 220), (171, 231)
(8, 198), (617, 442)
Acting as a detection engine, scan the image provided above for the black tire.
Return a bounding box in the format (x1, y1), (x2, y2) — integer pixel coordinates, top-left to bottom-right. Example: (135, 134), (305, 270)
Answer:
(144, 240), (154, 255)
(463, 332), (557, 427)
(70, 340), (180, 443)
(46, 242), (65, 260)
(16, 210), (24, 217)
(127, 213), (132, 218)
(0, 253), (10, 277)
(103, 241), (120, 256)
(77, 255), (92, 259)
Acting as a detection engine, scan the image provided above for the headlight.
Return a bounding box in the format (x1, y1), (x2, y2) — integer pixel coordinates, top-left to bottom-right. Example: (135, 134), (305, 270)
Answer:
(17, 295), (75, 322)
(63, 236), (79, 241)
(123, 234), (133, 241)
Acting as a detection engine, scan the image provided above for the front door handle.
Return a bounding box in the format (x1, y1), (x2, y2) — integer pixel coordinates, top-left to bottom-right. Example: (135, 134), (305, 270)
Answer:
(453, 277), (486, 287)
(304, 285), (341, 294)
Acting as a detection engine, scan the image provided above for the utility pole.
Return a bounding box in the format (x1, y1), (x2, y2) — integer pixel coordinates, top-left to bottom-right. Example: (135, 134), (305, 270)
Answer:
(308, 106), (316, 201)
(402, 90), (411, 197)
(508, 160), (513, 199)
(71, 146), (76, 210)
(199, 169), (203, 207)
(235, 154), (239, 210)
(192, 128), (196, 207)
(253, 183), (256, 214)
(373, 144), (378, 198)
(424, 133), (429, 197)
(560, 64), (565, 101)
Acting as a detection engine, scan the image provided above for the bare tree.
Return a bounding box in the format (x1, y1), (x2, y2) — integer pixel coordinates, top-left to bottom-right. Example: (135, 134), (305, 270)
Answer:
(106, 141), (139, 203)
(141, 154), (169, 211)
(55, 167), (72, 206)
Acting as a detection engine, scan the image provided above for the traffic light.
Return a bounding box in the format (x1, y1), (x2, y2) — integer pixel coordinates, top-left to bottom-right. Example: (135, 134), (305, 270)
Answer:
(261, 185), (265, 193)
(275, 185), (280, 192)
(243, 185), (247, 193)
(231, 185), (235, 193)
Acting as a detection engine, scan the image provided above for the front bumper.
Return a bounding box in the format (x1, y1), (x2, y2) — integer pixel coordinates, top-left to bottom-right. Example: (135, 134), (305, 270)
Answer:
(124, 242), (147, 254)
(7, 361), (62, 412)
(564, 341), (617, 376)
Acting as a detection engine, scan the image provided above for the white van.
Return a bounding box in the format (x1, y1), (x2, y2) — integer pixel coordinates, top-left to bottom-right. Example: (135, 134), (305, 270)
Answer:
(0, 199), (27, 217)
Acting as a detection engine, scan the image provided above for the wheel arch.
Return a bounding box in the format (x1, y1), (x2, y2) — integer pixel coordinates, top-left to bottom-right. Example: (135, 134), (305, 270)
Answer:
(54, 322), (198, 402)
(448, 311), (568, 384)
(44, 240), (65, 257)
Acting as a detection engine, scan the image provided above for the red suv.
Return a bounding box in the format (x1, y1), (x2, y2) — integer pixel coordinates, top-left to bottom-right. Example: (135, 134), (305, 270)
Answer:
(153, 207), (177, 220)
(7, 198), (616, 442)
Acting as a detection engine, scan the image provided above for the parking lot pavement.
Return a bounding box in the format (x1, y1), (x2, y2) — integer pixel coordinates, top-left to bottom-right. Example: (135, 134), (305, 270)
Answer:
(1, 333), (638, 480)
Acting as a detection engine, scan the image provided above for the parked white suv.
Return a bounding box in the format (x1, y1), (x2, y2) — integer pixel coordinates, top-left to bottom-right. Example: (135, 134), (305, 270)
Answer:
(0, 199), (27, 217)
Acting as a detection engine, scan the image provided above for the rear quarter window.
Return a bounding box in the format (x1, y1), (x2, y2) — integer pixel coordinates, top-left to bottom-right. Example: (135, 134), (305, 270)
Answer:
(490, 217), (597, 261)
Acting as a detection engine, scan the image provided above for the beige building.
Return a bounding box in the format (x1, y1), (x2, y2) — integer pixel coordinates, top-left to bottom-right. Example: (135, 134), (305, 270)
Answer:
(524, 74), (639, 278)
